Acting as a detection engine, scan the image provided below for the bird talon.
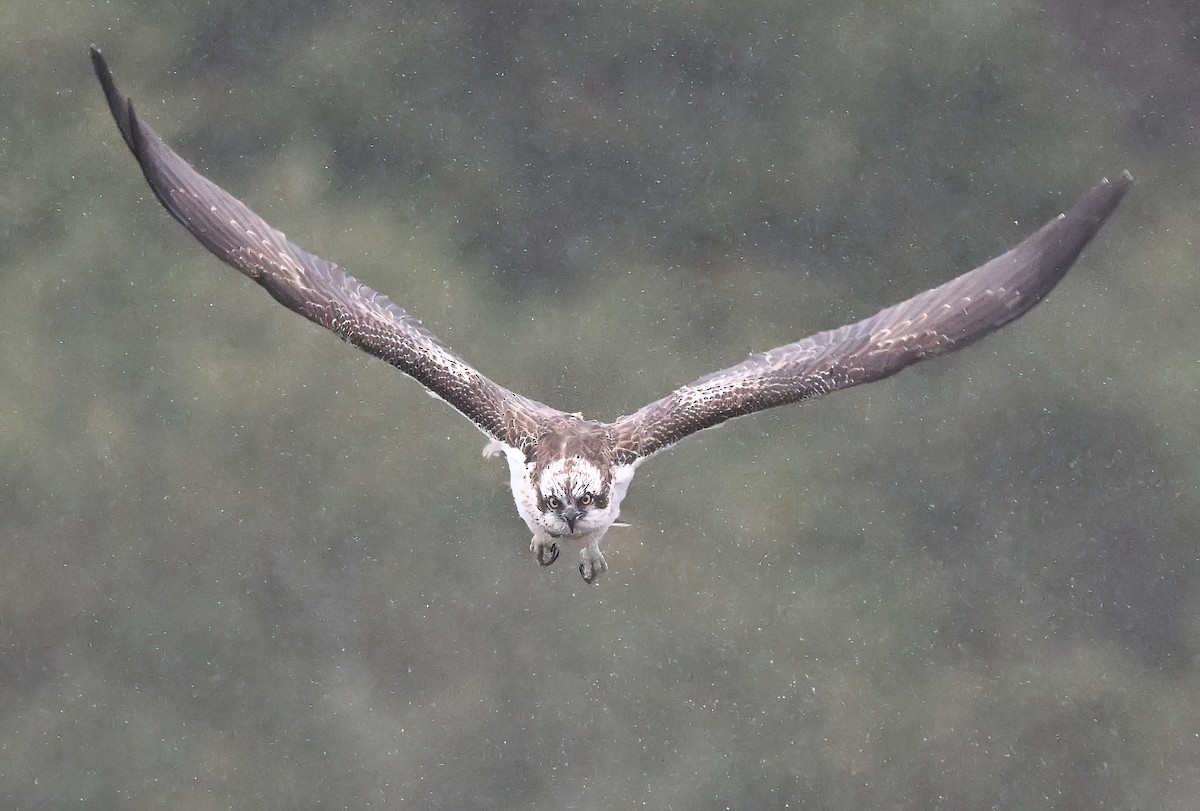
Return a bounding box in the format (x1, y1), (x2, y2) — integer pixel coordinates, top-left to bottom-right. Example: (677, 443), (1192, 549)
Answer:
(531, 540), (559, 567)
(578, 549), (608, 584)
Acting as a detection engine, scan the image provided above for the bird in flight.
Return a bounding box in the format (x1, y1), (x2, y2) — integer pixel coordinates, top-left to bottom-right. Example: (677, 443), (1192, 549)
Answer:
(91, 47), (1128, 583)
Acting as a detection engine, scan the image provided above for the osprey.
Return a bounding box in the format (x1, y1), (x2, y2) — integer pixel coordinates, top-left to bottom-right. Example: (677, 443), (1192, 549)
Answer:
(91, 48), (1129, 583)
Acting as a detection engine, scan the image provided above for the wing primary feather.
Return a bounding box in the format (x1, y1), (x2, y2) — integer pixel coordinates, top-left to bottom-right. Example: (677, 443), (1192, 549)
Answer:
(91, 47), (557, 448)
(610, 172), (1130, 462)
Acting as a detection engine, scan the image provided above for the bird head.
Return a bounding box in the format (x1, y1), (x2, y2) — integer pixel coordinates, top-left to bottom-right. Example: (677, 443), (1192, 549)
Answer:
(534, 456), (611, 537)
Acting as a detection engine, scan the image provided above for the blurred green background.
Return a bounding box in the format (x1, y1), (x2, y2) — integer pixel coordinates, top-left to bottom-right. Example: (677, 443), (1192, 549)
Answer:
(2, 1), (1197, 808)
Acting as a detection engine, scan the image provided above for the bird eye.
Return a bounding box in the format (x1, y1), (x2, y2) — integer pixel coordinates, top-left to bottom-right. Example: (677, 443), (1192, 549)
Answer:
(579, 493), (593, 506)
(546, 496), (560, 510)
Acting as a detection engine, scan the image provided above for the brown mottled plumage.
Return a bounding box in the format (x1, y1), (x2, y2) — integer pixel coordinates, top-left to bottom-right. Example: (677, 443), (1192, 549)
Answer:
(92, 47), (1129, 583)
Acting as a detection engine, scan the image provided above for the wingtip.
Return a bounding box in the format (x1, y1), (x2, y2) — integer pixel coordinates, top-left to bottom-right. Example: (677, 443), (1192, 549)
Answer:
(91, 44), (141, 154)
(1070, 170), (1130, 230)
(89, 44), (113, 91)
(1097, 169), (1133, 205)
(1102, 169), (1134, 195)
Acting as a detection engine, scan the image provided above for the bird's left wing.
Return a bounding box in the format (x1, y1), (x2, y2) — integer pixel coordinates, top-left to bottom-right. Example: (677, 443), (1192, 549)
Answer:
(91, 47), (559, 450)
(609, 172), (1129, 463)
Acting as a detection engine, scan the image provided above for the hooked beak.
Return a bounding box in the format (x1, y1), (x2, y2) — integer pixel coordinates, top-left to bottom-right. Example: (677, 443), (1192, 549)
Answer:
(562, 505), (581, 532)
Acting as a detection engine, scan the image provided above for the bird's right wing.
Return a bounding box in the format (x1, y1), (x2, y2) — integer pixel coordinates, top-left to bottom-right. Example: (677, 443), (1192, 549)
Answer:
(92, 47), (560, 450)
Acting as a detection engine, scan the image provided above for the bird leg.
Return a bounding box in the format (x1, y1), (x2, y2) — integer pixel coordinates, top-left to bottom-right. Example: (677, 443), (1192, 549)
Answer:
(530, 536), (560, 567)
(579, 540), (608, 584)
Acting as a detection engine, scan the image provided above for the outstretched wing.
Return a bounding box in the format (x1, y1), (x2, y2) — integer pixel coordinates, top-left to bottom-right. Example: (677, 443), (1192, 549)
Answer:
(91, 47), (559, 449)
(610, 173), (1130, 463)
